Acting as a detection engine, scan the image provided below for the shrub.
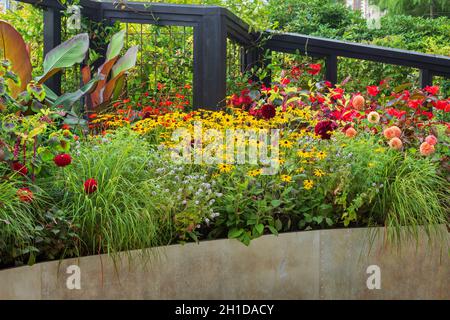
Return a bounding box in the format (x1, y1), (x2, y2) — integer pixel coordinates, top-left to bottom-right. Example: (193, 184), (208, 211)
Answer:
(267, 0), (450, 95)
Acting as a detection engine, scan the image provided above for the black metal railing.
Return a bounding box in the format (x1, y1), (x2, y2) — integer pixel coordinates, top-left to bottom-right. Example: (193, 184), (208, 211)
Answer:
(17, 0), (450, 109)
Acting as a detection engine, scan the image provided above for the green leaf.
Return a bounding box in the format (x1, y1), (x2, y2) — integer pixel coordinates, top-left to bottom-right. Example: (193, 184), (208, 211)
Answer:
(255, 223), (264, 234)
(315, 216), (324, 224)
(43, 84), (58, 102)
(325, 218), (334, 226)
(271, 199), (281, 207)
(64, 111), (87, 126)
(111, 45), (138, 79)
(228, 228), (244, 239)
(241, 232), (251, 246)
(37, 33), (89, 85)
(52, 77), (99, 110)
(106, 30), (126, 60)
(275, 218), (283, 231)
(38, 148), (53, 162)
(267, 225), (278, 235)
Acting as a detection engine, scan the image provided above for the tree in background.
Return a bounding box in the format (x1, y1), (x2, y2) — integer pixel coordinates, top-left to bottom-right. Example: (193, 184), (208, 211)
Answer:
(370, 0), (450, 18)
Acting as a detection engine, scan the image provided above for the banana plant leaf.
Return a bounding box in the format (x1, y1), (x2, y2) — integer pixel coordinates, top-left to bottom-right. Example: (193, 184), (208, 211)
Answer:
(0, 20), (32, 98)
(37, 33), (89, 85)
(102, 46), (138, 102)
(52, 76), (99, 110)
(106, 29), (126, 61)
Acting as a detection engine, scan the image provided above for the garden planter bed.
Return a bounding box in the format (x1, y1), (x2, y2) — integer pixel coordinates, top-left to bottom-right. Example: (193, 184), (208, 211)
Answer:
(0, 226), (448, 300)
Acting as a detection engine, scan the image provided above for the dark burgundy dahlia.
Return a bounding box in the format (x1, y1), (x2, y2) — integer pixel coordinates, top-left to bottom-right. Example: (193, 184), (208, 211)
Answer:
(314, 120), (338, 139)
(260, 104), (276, 120)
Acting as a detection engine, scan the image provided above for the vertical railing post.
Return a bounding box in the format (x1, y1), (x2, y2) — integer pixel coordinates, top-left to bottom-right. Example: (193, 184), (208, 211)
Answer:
(43, 6), (62, 95)
(420, 69), (433, 88)
(242, 45), (271, 86)
(241, 46), (261, 75)
(325, 55), (338, 85)
(193, 9), (227, 109)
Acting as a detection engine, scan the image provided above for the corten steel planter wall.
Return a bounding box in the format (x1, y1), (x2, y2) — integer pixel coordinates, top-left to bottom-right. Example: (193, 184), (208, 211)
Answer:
(0, 226), (448, 300)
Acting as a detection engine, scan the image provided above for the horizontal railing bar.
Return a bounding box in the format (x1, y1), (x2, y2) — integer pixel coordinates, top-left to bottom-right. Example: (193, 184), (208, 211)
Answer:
(264, 31), (450, 76)
(100, 1), (221, 17)
(103, 11), (202, 27)
(18, 0), (101, 9)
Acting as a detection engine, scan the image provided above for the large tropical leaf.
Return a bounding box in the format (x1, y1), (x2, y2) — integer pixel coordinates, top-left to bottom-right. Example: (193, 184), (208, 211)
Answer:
(42, 84), (58, 104)
(111, 46), (138, 79)
(100, 45), (138, 104)
(37, 33), (89, 85)
(52, 77), (99, 110)
(90, 57), (118, 107)
(0, 20), (32, 98)
(106, 30), (126, 61)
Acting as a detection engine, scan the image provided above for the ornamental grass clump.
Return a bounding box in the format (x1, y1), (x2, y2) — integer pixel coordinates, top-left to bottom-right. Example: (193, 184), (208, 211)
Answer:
(52, 129), (172, 256)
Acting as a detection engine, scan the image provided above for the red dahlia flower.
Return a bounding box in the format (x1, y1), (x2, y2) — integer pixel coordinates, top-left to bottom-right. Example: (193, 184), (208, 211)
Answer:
(54, 154), (72, 167)
(432, 100), (450, 112)
(314, 120), (338, 140)
(12, 161), (28, 176)
(307, 64), (321, 75)
(424, 85), (439, 95)
(366, 85), (380, 96)
(17, 188), (33, 203)
(260, 104), (276, 120)
(84, 178), (98, 194)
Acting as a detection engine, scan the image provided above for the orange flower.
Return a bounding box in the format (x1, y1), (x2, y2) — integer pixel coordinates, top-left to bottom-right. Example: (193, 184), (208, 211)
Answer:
(390, 126), (402, 138)
(388, 137), (403, 150)
(17, 188), (33, 203)
(345, 127), (357, 138)
(419, 142), (435, 156)
(383, 126), (401, 139)
(352, 95), (365, 110)
(425, 135), (437, 146)
(383, 127), (394, 139)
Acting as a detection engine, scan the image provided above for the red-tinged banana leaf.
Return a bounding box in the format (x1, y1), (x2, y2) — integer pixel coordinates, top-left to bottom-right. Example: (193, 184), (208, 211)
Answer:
(37, 33), (89, 85)
(0, 20), (32, 98)
(112, 75), (126, 101)
(110, 45), (139, 79)
(103, 46), (138, 103)
(81, 65), (91, 85)
(90, 57), (118, 107)
(90, 30), (126, 107)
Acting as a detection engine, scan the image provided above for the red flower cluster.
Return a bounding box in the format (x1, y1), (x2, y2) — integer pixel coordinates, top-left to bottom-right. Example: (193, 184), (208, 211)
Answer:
(366, 85), (380, 96)
(84, 178), (98, 194)
(386, 108), (407, 119)
(424, 85), (439, 95)
(230, 89), (253, 107)
(53, 154), (72, 167)
(307, 64), (321, 75)
(314, 120), (338, 139)
(17, 188), (33, 203)
(260, 104), (276, 120)
(12, 161), (28, 176)
(433, 100), (450, 112)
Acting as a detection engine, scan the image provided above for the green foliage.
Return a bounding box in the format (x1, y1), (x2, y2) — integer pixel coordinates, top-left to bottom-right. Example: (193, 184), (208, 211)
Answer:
(267, 0), (450, 93)
(371, 0), (450, 18)
(0, 172), (78, 267)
